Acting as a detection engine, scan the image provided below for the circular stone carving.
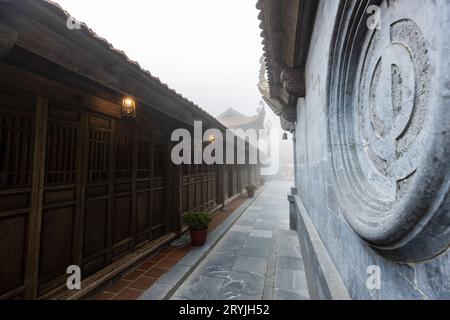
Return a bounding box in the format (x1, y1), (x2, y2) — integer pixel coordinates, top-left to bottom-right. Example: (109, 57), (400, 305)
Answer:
(328, 0), (450, 261)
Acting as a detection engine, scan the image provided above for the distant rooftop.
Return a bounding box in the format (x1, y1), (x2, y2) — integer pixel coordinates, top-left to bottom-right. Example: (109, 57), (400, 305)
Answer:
(217, 107), (266, 131)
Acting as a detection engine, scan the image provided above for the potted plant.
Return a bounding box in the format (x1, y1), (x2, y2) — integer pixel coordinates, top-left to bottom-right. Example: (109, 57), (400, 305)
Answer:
(183, 211), (212, 246)
(245, 184), (257, 198)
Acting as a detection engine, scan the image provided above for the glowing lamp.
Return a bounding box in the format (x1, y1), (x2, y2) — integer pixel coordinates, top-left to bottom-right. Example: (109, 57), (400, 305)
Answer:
(122, 97), (136, 118)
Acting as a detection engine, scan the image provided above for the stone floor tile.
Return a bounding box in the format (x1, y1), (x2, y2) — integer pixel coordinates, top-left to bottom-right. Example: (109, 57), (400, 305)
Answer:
(216, 271), (265, 300)
(276, 257), (304, 271)
(140, 283), (171, 300)
(176, 275), (225, 300)
(240, 245), (271, 259)
(170, 181), (309, 301)
(275, 269), (309, 295)
(250, 230), (273, 239)
(273, 289), (309, 300)
(193, 253), (236, 279)
(232, 256), (269, 276)
(245, 236), (273, 248)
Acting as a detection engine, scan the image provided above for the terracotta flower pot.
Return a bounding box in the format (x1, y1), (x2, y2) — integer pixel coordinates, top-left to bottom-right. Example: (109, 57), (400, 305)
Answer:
(190, 229), (208, 246)
(247, 191), (255, 198)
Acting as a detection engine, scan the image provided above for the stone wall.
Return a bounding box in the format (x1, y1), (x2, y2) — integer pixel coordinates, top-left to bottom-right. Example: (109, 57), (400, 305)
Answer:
(292, 0), (450, 299)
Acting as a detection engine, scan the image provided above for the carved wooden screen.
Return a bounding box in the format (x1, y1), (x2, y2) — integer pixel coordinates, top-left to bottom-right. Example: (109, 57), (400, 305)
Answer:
(181, 163), (218, 214)
(82, 114), (112, 277)
(39, 103), (81, 295)
(0, 91), (35, 299)
(0, 81), (177, 298)
(112, 122), (134, 260)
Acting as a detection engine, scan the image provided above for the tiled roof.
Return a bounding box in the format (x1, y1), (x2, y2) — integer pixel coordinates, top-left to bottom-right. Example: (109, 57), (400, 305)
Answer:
(256, 0), (276, 99)
(39, 0), (223, 127)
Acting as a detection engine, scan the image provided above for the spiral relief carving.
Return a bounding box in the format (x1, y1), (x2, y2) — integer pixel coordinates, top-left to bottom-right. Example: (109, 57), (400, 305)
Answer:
(358, 19), (430, 201)
(328, 0), (450, 261)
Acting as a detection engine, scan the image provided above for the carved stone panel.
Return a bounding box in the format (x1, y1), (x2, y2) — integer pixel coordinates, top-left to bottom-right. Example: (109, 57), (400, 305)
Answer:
(328, 0), (450, 261)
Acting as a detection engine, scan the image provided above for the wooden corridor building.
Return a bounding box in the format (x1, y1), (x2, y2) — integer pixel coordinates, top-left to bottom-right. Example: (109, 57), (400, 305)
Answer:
(0, 0), (260, 299)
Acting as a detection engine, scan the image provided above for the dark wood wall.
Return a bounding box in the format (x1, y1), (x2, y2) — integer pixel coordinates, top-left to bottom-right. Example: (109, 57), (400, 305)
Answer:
(0, 62), (260, 300)
(0, 86), (176, 299)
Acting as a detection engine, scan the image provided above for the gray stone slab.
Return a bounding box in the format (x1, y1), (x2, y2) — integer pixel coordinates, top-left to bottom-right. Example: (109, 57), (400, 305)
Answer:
(277, 242), (302, 258)
(214, 238), (246, 255)
(273, 289), (309, 300)
(276, 256), (304, 271)
(230, 225), (253, 233)
(245, 236), (272, 248)
(235, 218), (255, 227)
(167, 181), (311, 301)
(193, 253), (236, 279)
(278, 219), (290, 231)
(169, 234), (191, 248)
(253, 220), (275, 231)
(176, 275), (225, 300)
(140, 283), (171, 300)
(216, 271), (265, 300)
(240, 245), (271, 259)
(232, 256), (269, 276)
(250, 230), (273, 239)
(275, 269), (309, 297)
(223, 231), (249, 242)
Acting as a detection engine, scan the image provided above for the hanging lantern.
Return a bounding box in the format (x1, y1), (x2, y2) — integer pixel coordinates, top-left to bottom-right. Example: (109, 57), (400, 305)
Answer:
(121, 97), (137, 118)
(282, 132), (288, 140)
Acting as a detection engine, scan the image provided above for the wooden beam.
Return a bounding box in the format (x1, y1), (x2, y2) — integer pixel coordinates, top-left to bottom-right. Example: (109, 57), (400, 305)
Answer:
(24, 96), (48, 298)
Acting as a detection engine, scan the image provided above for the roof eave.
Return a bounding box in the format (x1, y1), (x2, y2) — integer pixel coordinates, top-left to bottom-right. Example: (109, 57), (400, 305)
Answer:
(257, 0), (318, 132)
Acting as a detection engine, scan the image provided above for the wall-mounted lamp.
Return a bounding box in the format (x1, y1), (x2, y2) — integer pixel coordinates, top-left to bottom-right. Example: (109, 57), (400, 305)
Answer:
(282, 132), (288, 140)
(208, 135), (216, 143)
(122, 97), (137, 118)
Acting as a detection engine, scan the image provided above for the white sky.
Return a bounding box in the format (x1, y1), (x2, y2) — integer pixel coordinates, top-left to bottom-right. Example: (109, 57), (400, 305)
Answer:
(53, 0), (280, 128)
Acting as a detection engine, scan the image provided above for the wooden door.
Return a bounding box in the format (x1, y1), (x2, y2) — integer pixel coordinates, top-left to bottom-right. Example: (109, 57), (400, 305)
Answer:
(0, 91), (36, 299)
(39, 102), (81, 295)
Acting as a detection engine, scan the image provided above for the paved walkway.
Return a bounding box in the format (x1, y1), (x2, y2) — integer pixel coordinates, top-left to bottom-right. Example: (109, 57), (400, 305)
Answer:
(169, 180), (309, 300)
(91, 197), (247, 300)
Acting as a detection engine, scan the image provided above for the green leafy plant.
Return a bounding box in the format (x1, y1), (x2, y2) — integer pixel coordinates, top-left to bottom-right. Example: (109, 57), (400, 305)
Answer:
(245, 184), (257, 193)
(183, 211), (212, 231)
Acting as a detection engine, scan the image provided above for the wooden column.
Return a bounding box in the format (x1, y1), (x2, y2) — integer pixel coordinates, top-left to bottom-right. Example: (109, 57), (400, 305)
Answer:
(173, 163), (182, 237)
(164, 138), (174, 235)
(130, 126), (138, 248)
(24, 96), (48, 299)
(217, 164), (225, 208)
(73, 111), (88, 268)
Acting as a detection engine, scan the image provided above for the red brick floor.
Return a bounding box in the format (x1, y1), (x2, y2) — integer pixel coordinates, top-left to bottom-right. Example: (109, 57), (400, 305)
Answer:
(92, 196), (247, 300)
